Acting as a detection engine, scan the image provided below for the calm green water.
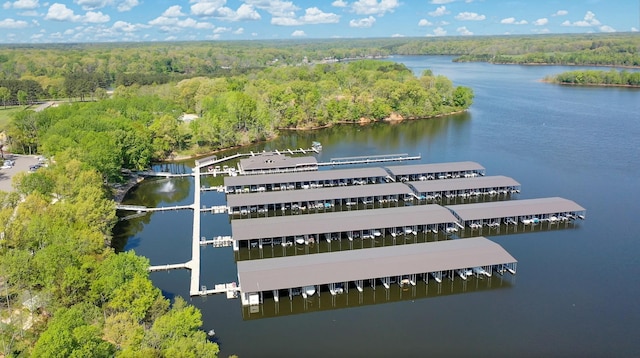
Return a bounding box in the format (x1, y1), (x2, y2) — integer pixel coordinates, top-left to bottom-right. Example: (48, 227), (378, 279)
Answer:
(114, 56), (640, 357)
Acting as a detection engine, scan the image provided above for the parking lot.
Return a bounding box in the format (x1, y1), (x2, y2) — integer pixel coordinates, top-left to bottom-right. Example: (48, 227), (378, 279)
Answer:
(0, 154), (41, 192)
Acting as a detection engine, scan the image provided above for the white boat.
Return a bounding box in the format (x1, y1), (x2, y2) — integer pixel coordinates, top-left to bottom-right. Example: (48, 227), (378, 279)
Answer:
(372, 230), (382, 237)
(456, 269), (468, 280)
(295, 236), (305, 245)
(302, 285), (316, 298)
(430, 272), (442, 283)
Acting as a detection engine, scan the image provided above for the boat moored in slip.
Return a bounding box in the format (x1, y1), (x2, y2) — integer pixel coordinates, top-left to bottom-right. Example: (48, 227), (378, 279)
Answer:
(302, 285), (316, 298)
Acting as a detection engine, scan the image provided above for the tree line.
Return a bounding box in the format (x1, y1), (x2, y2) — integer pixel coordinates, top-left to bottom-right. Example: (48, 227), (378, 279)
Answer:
(0, 155), (219, 356)
(6, 60), (473, 182)
(546, 69), (640, 86)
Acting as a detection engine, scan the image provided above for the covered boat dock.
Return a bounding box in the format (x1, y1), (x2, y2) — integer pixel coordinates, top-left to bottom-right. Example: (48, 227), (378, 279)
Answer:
(386, 161), (485, 182)
(230, 205), (459, 251)
(227, 182), (412, 216)
(407, 175), (521, 201)
(238, 152), (318, 175)
(446, 197), (586, 228)
(236, 237), (517, 306)
(224, 167), (392, 194)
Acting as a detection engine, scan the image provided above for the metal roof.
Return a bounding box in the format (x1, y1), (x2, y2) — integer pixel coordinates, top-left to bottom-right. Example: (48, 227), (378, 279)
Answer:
(409, 176), (520, 193)
(386, 161), (485, 176)
(225, 167), (390, 187)
(239, 153), (317, 171)
(237, 237), (516, 292)
(227, 183), (412, 208)
(231, 205), (458, 240)
(446, 197), (586, 221)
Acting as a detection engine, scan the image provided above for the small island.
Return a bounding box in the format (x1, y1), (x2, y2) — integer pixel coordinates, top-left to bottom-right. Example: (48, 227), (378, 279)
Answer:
(544, 69), (640, 88)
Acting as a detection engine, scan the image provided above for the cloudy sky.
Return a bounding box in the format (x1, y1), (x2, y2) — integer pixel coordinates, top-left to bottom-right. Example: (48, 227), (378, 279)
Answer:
(1, 0), (638, 43)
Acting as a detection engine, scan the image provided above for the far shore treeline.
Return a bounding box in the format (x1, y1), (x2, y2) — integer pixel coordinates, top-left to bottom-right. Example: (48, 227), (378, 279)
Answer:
(545, 69), (640, 87)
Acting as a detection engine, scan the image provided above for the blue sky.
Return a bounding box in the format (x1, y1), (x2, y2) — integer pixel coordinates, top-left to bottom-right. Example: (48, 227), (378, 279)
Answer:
(0, 0), (638, 43)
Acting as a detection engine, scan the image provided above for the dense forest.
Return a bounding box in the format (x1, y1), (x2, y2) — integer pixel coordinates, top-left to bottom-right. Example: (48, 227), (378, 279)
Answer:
(6, 60), (474, 181)
(545, 69), (640, 87)
(0, 33), (638, 105)
(0, 155), (219, 356)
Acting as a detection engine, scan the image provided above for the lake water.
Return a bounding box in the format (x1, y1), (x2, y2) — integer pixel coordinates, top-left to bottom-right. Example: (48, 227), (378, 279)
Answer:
(114, 56), (640, 357)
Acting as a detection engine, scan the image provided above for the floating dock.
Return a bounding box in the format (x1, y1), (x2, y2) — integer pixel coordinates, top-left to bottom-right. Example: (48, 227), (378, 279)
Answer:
(318, 153), (421, 166)
(236, 237), (516, 306)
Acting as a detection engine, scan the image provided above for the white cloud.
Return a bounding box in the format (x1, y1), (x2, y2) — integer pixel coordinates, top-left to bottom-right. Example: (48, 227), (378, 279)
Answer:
(233, 27), (243, 34)
(565, 11), (600, 27)
(162, 5), (185, 17)
(191, 2), (261, 21)
(0, 18), (29, 28)
(599, 25), (615, 33)
(501, 17), (527, 25)
(149, 15), (213, 29)
(533, 18), (548, 26)
(428, 6), (448, 17)
(432, 26), (446, 36)
(272, 7), (339, 26)
(74, 0), (139, 12)
(112, 20), (139, 32)
(391, 33), (404, 37)
(350, 16), (375, 28)
(532, 28), (550, 34)
(455, 12), (485, 21)
(4, 0), (39, 10)
(291, 29), (306, 37)
(84, 11), (110, 23)
(430, 0), (453, 3)
(632, 27), (638, 32)
(552, 10), (568, 17)
(351, 0), (399, 16)
(418, 19), (432, 26)
(332, 0), (347, 7)
(243, 0), (299, 17)
(213, 26), (230, 33)
(45, 4), (82, 21)
(457, 26), (472, 35)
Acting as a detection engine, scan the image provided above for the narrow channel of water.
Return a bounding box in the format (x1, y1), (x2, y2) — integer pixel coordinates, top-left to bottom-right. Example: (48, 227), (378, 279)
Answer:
(114, 56), (640, 357)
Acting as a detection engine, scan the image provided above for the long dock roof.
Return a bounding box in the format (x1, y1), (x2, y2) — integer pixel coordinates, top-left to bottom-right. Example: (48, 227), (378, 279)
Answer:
(231, 205), (457, 240)
(409, 175), (520, 192)
(386, 161), (485, 176)
(227, 183), (412, 208)
(237, 237), (516, 292)
(446, 197), (586, 221)
(239, 153), (317, 171)
(225, 167), (390, 187)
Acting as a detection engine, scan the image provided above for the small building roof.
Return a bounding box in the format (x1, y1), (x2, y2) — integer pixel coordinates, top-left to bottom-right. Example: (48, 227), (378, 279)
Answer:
(227, 183), (412, 208)
(237, 237), (516, 292)
(386, 161), (485, 176)
(231, 205), (457, 240)
(409, 176), (520, 193)
(239, 152), (317, 172)
(225, 167), (390, 187)
(446, 197), (586, 221)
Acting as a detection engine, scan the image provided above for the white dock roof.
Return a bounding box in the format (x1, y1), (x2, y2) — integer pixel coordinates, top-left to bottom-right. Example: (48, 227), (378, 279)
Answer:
(227, 183), (412, 208)
(446, 197), (586, 221)
(409, 176), (520, 192)
(231, 205), (457, 241)
(237, 237), (516, 292)
(239, 153), (317, 171)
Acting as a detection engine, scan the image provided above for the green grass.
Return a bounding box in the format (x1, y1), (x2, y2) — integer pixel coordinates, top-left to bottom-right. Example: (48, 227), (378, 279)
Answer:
(0, 106), (25, 131)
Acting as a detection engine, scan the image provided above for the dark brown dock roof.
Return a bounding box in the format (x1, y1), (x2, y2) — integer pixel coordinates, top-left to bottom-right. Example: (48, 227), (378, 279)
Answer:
(409, 175), (520, 192)
(225, 167), (390, 187)
(231, 205), (457, 241)
(386, 161), (485, 176)
(237, 237), (516, 292)
(227, 182), (411, 208)
(446, 197), (586, 221)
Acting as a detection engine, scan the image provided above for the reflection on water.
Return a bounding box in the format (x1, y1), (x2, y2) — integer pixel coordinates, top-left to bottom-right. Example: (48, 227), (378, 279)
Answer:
(243, 274), (514, 321)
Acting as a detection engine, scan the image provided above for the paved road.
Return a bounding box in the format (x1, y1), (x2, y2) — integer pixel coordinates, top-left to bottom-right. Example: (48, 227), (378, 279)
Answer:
(0, 154), (40, 192)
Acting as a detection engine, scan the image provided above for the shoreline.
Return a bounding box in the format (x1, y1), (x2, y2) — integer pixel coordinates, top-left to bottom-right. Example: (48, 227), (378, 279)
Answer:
(111, 175), (144, 204)
(165, 109), (468, 161)
(539, 78), (640, 88)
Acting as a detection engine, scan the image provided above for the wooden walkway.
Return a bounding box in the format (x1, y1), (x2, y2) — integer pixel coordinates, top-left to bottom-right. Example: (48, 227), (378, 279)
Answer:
(200, 236), (233, 247)
(149, 261), (191, 272)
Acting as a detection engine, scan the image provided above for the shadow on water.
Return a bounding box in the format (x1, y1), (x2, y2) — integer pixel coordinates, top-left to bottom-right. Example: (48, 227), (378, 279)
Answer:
(242, 274), (514, 321)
